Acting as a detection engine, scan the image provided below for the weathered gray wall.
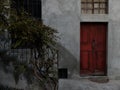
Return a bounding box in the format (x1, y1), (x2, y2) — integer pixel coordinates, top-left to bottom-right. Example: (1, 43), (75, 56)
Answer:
(42, 0), (80, 78)
(108, 0), (120, 79)
(0, 67), (28, 89)
(0, 49), (40, 90)
(42, 0), (120, 79)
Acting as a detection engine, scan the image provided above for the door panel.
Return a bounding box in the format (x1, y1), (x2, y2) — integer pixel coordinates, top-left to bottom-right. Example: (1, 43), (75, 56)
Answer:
(80, 52), (89, 70)
(80, 22), (107, 76)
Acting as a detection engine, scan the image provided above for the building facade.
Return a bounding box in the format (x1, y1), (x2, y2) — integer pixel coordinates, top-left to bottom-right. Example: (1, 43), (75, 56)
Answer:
(1, 0), (120, 89)
(42, 0), (120, 79)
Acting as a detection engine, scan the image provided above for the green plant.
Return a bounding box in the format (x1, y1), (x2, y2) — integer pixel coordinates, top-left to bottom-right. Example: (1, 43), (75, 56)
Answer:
(0, 0), (58, 90)
(0, 0), (9, 31)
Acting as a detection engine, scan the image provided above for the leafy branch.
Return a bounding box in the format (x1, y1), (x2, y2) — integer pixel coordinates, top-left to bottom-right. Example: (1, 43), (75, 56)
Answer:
(0, 0), (58, 90)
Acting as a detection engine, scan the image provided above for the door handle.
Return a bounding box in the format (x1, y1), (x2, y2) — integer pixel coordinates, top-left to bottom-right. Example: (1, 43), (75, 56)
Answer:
(92, 40), (96, 53)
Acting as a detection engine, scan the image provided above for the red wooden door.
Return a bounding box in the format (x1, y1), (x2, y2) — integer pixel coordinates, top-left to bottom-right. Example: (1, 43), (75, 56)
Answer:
(80, 22), (107, 76)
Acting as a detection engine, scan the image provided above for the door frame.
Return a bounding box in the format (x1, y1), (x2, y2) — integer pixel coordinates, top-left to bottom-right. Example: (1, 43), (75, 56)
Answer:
(80, 22), (108, 76)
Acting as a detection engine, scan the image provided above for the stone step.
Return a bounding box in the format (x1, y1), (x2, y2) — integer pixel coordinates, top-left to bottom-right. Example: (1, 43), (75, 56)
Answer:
(58, 79), (120, 90)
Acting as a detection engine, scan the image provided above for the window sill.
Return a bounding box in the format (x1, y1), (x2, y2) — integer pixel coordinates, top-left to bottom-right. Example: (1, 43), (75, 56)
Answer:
(80, 14), (109, 22)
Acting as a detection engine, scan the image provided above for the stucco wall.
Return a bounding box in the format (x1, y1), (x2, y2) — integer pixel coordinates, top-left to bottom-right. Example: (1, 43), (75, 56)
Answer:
(0, 49), (39, 90)
(42, 0), (120, 79)
(42, 0), (80, 78)
(42, 0), (80, 60)
(108, 0), (120, 78)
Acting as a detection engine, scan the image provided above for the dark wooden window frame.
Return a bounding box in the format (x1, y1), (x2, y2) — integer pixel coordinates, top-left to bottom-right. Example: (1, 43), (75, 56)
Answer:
(81, 0), (108, 14)
(11, 0), (42, 49)
(12, 0), (42, 19)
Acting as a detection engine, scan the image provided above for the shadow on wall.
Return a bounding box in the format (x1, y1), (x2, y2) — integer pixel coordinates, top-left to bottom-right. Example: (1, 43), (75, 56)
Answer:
(57, 43), (79, 78)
